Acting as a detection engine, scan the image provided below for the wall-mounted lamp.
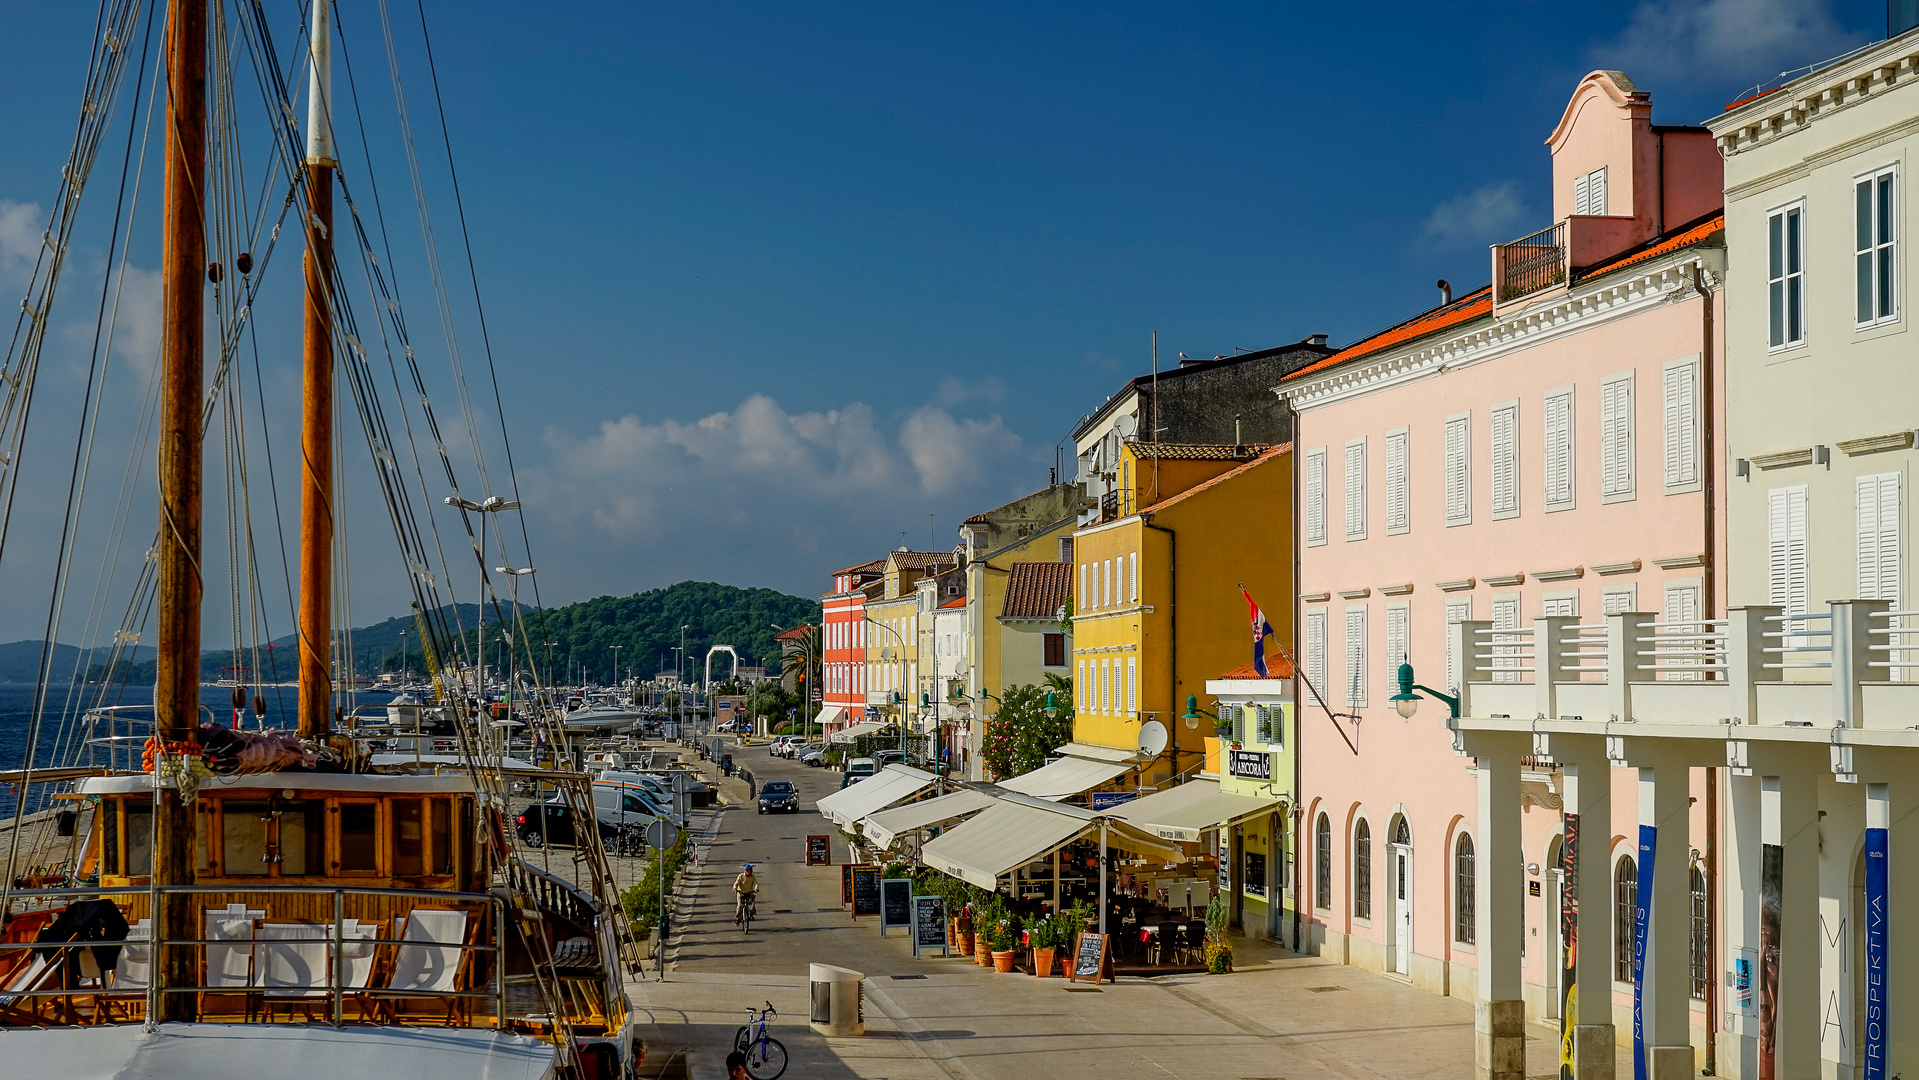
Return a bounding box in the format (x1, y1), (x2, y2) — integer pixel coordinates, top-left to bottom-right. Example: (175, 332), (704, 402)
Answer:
(1388, 661), (1460, 719)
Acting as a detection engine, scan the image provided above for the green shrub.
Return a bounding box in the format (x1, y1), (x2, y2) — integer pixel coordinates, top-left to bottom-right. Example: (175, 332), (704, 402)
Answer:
(619, 834), (690, 925)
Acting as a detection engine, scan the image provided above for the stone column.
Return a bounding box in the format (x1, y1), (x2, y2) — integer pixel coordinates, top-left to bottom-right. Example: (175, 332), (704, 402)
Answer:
(1557, 736), (1617, 1079)
(1636, 761), (1693, 1080)
(1475, 737), (1527, 1080)
(1758, 755), (1819, 1080)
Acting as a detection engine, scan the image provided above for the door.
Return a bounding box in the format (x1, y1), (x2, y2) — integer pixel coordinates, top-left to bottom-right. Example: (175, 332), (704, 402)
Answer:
(1391, 846), (1412, 973)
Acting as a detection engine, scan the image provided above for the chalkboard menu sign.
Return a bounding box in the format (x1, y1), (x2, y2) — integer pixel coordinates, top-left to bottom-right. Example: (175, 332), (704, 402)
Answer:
(1069, 931), (1110, 984)
(880, 878), (912, 936)
(850, 866), (882, 917)
(841, 863), (856, 906)
(806, 835), (831, 866)
(1244, 851), (1267, 899)
(911, 894), (947, 957)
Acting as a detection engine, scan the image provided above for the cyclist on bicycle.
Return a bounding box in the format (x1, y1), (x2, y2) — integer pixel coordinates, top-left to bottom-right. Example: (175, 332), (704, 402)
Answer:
(733, 863), (760, 926)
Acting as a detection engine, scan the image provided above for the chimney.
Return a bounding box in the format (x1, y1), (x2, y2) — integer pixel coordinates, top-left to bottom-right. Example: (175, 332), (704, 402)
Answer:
(1437, 279), (1453, 305)
(1306, 334), (1329, 347)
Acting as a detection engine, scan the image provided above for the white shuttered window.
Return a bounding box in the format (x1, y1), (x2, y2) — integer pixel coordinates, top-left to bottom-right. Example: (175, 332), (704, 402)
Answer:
(1490, 403), (1518, 517)
(1603, 587), (1637, 614)
(1664, 586), (1701, 681)
(1385, 606), (1409, 699)
(1857, 473), (1902, 601)
(1126, 656), (1138, 715)
(1102, 560), (1111, 610)
(1769, 486), (1810, 639)
(1099, 659), (1110, 714)
(1344, 608), (1368, 708)
(1129, 552), (1138, 604)
(1305, 449), (1328, 545)
(1444, 599), (1471, 692)
(1492, 597), (1521, 683)
(1306, 611), (1327, 701)
(1544, 389), (1575, 509)
(1662, 360), (1699, 489)
(1445, 414), (1472, 525)
(1345, 439), (1367, 540)
(1600, 373), (1634, 500)
(1385, 429), (1410, 534)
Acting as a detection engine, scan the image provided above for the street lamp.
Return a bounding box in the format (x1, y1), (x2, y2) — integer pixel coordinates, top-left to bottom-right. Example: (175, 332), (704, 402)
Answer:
(1388, 661), (1460, 719)
(494, 565), (536, 683)
(443, 494), (521, 717)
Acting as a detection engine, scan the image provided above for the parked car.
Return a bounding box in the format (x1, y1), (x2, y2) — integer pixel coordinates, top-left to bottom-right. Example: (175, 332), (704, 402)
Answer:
(839, 757), (878, 789)
(757, 780), (800, 814)
(778, 735), (806, 757)
(798, 743), (827, 767)
(515, 800), (648, 855)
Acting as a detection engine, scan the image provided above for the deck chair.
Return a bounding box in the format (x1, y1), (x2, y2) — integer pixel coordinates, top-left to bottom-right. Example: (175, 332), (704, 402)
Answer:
(203, 905), (263, 1019)
(0, 952), (62, 1022)
(93, 919), (149, 1023)
(380, 908), (469, 1025)
(256, 922), (329, 1022)
(336, 919), (383, 1022)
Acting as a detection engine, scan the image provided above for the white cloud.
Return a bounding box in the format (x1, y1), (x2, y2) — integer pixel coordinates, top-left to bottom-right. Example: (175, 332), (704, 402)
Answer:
(1593, 0), (1864, 89)
(1422, 181), (1529, 248)
(0, 201), (44, 285)
(529, 393), (1042, 597)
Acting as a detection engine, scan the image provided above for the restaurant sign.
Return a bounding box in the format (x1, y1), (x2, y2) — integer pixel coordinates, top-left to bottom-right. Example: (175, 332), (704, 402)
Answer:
(1228, 749), (1272, 781)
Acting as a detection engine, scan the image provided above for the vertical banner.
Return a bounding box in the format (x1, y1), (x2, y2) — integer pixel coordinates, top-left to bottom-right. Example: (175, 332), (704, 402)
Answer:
(1631, 824), (1656, 1080)
(1559, 813), (1578, 1080)
(1758, 842), (1782, 1080)
(1863, 796), (1888, 1080)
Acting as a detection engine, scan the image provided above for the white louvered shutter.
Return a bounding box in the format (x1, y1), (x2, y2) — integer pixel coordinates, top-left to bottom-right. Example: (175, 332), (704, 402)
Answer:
(1490, 405), (1518, 515)
(1444, 599), (1471, 692)
(1664, 586), (1701, 681)
(1493, 597), (1520, 683)
(1102, 560), (1111, 609)
(1542, 596), (1577, 618)
(1600, 376), (1633, 498)
(1306, 450), (1327, 543)
(1589, 168), (1607, 216)
(1345, 609), (1368, 707)
(1385, 607), (1408, 699)
(1129, 552), (1138, 604)
(1769, 486), (1810, 637)
(1386, 430), (1410, 532)
(1099, 659), (1109, 714)
(1603, 587), (1636, 615)
(1662, 362), (1698, 487)
(1445, 417), (1470, 523)
(1306, 611), (1327, 699)
(1573, 173), (1590, 217)
(1857, 473), (1902, 601)
(1077, 660), (1086, 711)
(1080, 563), (1088, 610)
(1126, 656), (1137, 715)
(1345, 440), (1366, 539)
(1544, 391), (1574, 507)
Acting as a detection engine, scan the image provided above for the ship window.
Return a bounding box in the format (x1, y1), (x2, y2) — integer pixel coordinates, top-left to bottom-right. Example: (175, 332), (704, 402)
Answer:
(102, 800), (121, 875)
(223, 801), (272, 877)
(277, 802), (324, 876)
(196, 803), (214, 872)
(432, 799), (454, 876)
(124, 802), (154, 876)
(336, 801), (380, 874)
(394, 799), (427, 876)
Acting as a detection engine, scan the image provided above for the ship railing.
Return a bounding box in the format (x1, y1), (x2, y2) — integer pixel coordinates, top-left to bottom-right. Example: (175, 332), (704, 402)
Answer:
(0, 884), (511, 1033)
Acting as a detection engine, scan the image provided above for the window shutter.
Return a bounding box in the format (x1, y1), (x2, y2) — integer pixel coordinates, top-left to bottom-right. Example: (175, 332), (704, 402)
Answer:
(1544, 391), (1574, 507)
(1102, 560), (1111, 609)
(1345, 609), (1368, 707)
(1603, 587), (1637, 615)
(1255, 705), (1270, 744)
(1589, 167), (1607, 216)
(1444, 599), (1471, 692)
(1573, 172), (1590, 217)
(1307, 611), (1327, 698)
(1600, 376), (1633, 498)
(1445, 416), (1470, 523)
(1490, 405), (1518, 515)
(1232, 705), (1245, 745)
(1663, 363), (1698, 487)
(1385, 607), (1408, 699)
(1493, 597), (1520, 683)
(1129, 552), (1138, 604)
(1858, 473), (1902, 601)
(1345, 440), (1366, 539)
(1099, 659), (1110, 714)
(1125, 656), (1136, 715)
(1664, 587), (1701, 681)
(1306, 450), (1327, 543)
(1769, 486), (1810, 633)
(1080, 563), (1088, 610)
(1386, 430), (1410, 532)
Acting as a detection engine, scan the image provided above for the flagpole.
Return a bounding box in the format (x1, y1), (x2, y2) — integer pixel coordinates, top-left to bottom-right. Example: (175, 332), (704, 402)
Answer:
(1238, 581), (1356, 756)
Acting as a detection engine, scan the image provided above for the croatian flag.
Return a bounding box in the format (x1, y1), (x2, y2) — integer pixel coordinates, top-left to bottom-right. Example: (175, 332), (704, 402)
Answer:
(1242, 587), (1275, 677)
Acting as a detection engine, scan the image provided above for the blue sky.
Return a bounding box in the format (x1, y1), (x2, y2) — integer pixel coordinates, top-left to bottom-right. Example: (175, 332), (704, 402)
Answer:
(0, 0), (1892, 640)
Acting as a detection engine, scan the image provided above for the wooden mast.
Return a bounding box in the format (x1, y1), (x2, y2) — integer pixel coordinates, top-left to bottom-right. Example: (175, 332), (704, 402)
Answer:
(297, 0), (335, 739)
(154, 0), (207, 1022)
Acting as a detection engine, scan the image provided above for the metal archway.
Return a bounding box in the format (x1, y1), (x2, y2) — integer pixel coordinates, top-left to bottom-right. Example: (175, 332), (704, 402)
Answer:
(704, 645), (741, 689)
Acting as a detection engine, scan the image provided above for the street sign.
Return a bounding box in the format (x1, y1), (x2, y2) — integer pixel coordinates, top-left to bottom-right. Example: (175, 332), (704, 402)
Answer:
(644, 819), (677, 850)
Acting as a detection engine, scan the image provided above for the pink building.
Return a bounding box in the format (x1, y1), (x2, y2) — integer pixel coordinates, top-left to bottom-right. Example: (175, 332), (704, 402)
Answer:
(1278, 72), (1726, 1072)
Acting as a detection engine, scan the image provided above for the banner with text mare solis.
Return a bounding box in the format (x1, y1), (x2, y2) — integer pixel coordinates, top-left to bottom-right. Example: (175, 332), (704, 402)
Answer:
(1631, 824), (1656, 1080)
(1863, 795), (1888, 1080)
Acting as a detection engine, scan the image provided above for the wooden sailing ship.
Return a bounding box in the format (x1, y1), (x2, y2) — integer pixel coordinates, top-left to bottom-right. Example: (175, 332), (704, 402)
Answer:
(0, 2), (637, 1075)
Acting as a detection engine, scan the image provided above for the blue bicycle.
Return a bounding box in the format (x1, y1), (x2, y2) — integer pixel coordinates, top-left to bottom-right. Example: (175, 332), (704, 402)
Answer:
(732, 1001), (788, 1080)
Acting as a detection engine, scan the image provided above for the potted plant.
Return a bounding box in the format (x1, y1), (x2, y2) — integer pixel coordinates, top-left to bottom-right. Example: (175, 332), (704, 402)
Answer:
(1030, 916), (1058, 978)
(974, 899), (1002, 965)
(1204, 892), (1233, 974)
(989, 916), (1019, 973)
(955, 902), (975, 955)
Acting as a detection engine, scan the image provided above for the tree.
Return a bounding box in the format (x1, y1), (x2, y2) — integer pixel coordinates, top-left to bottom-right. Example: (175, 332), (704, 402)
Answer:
(980, 678), (1075, 781)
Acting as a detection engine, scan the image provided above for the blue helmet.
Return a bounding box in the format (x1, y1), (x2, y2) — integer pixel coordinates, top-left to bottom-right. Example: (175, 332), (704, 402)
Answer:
(742, 863), (754, 871)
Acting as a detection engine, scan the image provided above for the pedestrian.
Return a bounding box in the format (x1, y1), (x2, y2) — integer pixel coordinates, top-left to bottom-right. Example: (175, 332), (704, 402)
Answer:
(725, 1050), (749, 1079)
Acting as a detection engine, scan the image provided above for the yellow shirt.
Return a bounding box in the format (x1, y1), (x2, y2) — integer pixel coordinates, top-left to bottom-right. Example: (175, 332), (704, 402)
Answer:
(734, 873), (759, 895)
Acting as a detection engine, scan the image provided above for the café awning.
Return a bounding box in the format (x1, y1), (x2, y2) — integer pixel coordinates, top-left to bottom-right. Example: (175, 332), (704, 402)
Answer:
(918, 793), (1182, 890)
(811, 706), (845, 729)
(814, 764), (937, 830)
(995, 754), (1133, 801)
(829, 720), (889, 744)
(1104, 779), (1284, 844)
(861, 788), (996, 850)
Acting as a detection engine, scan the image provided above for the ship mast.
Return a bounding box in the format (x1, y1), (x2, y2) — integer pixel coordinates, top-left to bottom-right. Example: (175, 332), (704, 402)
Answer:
(153, 0), (207, 1023)
(298, 0), (335, 739)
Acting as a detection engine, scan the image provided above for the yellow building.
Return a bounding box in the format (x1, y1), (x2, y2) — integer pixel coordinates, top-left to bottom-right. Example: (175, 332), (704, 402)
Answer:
(858, 550), (953, 736)
(1070, 442), (1294, 788)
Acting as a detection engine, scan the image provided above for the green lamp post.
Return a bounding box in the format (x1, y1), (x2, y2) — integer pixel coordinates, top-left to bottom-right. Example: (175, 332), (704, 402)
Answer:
(1387, 661), (1460, 719)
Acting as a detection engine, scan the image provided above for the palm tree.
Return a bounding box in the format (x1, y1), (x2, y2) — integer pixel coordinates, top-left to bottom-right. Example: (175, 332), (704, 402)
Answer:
(779, 626), (822, 703)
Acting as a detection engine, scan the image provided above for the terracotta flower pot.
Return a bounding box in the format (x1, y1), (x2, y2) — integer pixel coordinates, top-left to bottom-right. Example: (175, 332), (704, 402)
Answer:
(974, 939), (992, 966)
(991, 950), (1016, 973)
(958, 932), (975, 955)
(1032, 947), (1056, 977)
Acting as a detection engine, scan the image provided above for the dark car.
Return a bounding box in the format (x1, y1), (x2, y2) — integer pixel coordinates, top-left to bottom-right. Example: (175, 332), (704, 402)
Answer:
(515, 802), (643, 855)
(757, 780), (800, 815)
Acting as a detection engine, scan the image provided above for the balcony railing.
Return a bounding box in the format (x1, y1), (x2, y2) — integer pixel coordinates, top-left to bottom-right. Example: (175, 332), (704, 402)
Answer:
(1099, 490), (1120, 523)
(1496, 222), (1567, 301)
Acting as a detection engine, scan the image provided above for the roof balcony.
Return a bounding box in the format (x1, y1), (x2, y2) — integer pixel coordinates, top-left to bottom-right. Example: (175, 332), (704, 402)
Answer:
(1491, 215), (1649, 313)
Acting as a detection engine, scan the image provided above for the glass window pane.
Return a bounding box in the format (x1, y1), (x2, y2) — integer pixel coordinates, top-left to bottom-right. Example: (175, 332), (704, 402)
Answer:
(1769, 213), (1783, 279)
(125, 802), (154, 877)
(1859, 180), (1874, 252)
(102, 800), (121, 875)
(1788, 278), (1803, 343)
(1770, 282), (1785, 346)
(393, 798), (425, 876)
(1879, 174), (1894, 245)
(1881, 248), (1895, 319)
(1860, 252), (1876, 324)
(277, 802), (324, 875)
(222, 801), (270, 877)
(337, 802), (379, 873)
(431, 799), (454, 876)
(1786, 210), (1801, 273)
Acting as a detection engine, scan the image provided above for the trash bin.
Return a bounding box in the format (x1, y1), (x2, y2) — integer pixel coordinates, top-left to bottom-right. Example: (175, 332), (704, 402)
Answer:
(808, 963), (864, 1036)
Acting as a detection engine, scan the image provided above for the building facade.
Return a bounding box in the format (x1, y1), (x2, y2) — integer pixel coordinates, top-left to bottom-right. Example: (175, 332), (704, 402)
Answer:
(820, 560), (884, 738)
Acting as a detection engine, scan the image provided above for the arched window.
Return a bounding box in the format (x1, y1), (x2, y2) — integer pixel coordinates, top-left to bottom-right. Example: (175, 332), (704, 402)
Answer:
(1689, 865), (1708, 999)
(1354, 820), (1373, 919)
(1615, 856), (1638, 983)
(1314, 814), (1332, 910)
(1454, 834), (1476, 944)
(1392, 817), (1411, 847)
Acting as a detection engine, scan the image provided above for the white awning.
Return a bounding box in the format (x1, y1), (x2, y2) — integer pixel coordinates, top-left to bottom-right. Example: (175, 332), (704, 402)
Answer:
(811, 706), (845, 728)
(918, 799), (1099, 890)
(861, 789), (996, 850)
(829, 719), (889, 744)
(1052, 741), (1140, 764)
(814, 764), (936, 830)
(1104, 779), (1285, 844)
(995, 754), (1134, 800)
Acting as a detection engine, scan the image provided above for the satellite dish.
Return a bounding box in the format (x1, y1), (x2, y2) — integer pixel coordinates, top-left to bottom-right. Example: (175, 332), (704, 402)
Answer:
(1137, 720), (1169, 758)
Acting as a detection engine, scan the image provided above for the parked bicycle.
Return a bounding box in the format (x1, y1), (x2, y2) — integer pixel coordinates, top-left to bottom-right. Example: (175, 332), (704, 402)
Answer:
(733, 1001), (787, 1080)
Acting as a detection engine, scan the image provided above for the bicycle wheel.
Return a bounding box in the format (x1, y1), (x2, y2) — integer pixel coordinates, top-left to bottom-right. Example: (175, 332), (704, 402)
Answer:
(732, 1025), (751, 1052)
(744, 1036), (788, 1080)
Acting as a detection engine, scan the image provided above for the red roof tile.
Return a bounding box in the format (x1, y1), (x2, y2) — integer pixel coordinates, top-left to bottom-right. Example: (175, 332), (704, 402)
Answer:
(939, 596), (967, 609)
(773, 625), (816, 641)
(1000, 562), (1073, 620)
(888, 551), (957, 570)
(1280, 288), (1494, 383)
(833, 558), (886, 576)
(1575, 213), (1724, 281)
(1216, 656), (1296, 680)
(1125, 441), (1274, 461)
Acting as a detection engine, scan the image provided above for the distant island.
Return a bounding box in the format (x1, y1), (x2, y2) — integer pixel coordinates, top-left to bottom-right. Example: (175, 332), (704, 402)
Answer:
(64, 581), (818, 686)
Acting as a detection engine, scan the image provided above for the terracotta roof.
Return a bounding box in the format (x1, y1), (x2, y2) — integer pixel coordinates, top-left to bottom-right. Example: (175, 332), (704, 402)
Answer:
(772, 625), (816, 641)
(939, 596), (967, 609)
(1575, 212), (1724, 281)
(1125, 441), (1273, 461)
(833, 558), (886, 576)
(1000, 562), (1072, 620)
(888, 551), (957, 570)
(1281, 288), (1494, 383)
(1216, 656), (1296, 680)
(1141, 444), (1290, 513)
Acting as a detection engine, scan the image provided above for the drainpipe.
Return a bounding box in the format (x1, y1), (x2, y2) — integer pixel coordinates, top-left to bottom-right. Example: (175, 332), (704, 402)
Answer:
(1142, 515), (1177, 784)
(1284, 392), (1304, 953)
(1692, 258), (1719, 1076)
